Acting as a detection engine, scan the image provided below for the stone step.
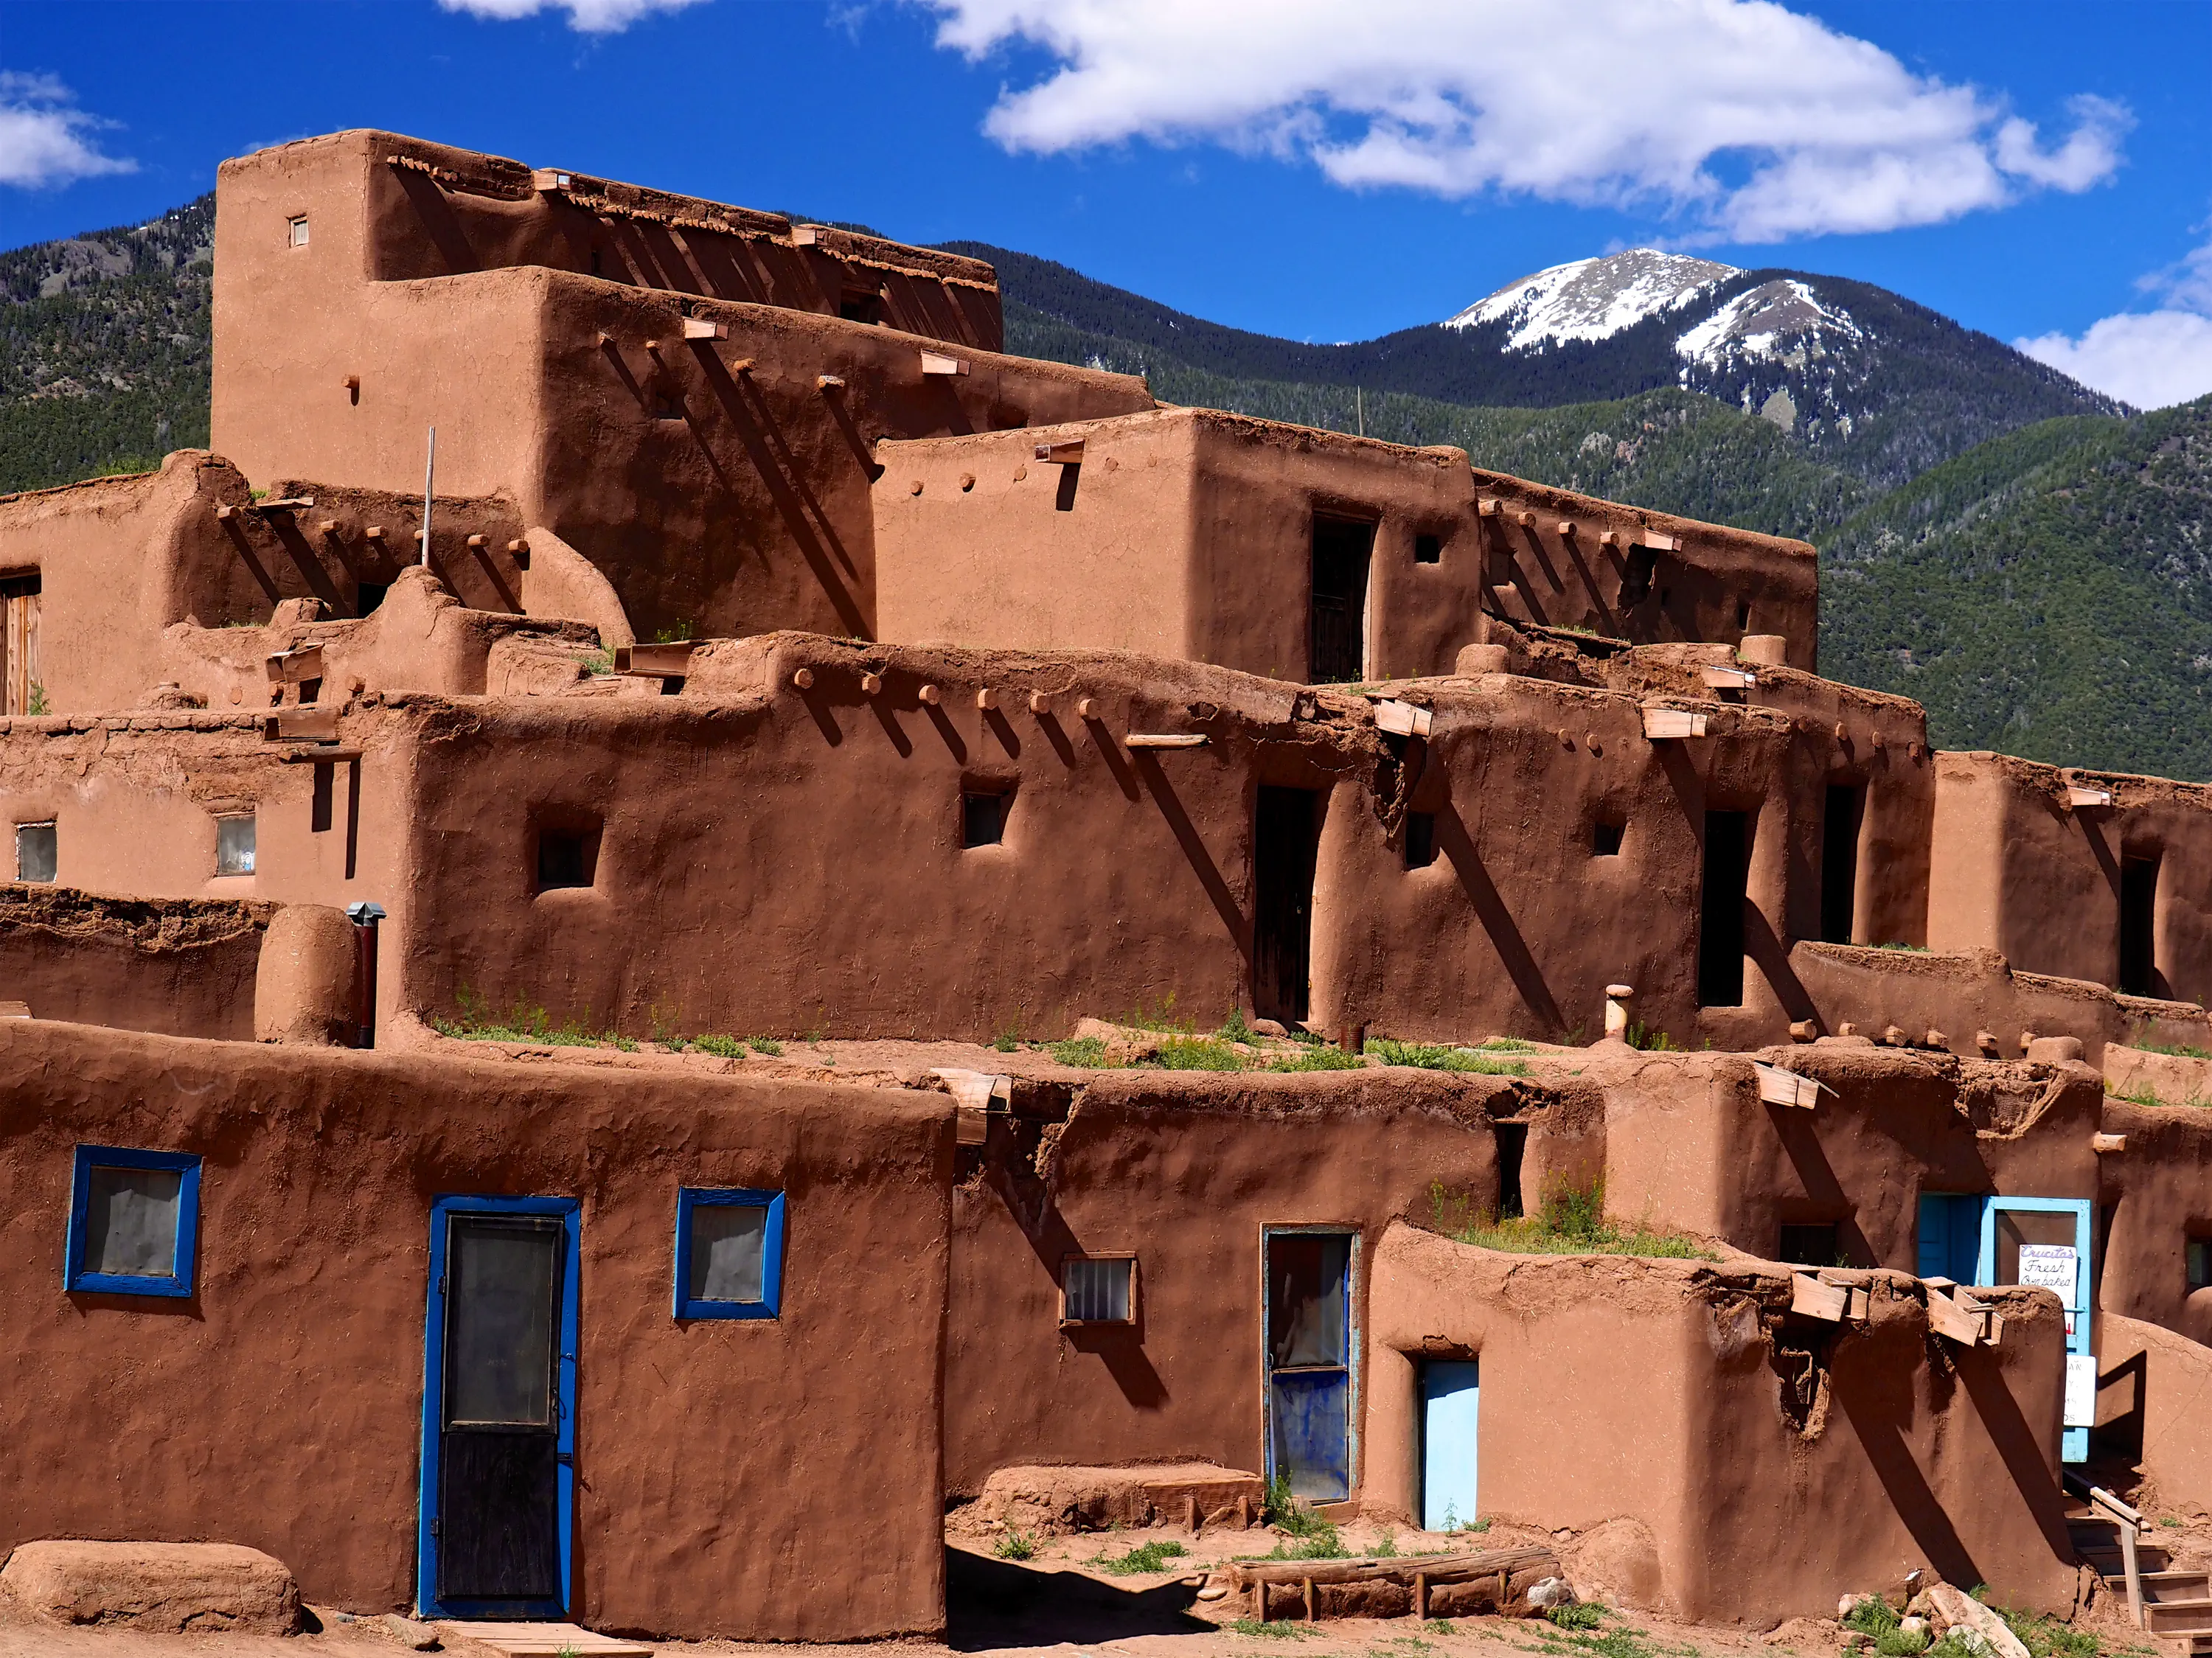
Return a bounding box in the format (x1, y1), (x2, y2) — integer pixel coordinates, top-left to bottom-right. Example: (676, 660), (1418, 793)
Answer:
(431, 1623), (653, 1657)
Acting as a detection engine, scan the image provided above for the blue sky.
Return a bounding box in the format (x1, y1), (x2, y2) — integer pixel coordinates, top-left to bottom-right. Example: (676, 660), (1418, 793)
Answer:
(2, 0), (2208, 404)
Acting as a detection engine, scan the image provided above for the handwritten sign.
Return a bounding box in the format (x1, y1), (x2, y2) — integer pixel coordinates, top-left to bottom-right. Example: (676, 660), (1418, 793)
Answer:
(2065, 1354), (2098, 1427)
(2018, 1244), (2079, 1336)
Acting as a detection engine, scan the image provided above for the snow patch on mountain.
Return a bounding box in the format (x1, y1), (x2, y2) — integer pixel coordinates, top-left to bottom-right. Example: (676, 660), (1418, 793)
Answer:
(1674, 279), (1863, 372)
(1446, 249), (1739, 350)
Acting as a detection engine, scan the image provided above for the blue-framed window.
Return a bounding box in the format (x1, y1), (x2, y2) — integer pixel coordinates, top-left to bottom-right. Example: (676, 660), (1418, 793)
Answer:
(673, 1188), (785, 1320)
(65, 1146), (202, 1298)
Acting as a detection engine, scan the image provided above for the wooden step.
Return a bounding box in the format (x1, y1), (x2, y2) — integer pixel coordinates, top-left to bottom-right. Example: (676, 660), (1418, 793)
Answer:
(431, 1623), (653, 1657)
(2154, 1634), (2212, 1657)
(2142, 1600), (2212, 1634)
(2144, 1572), (2212, 1603)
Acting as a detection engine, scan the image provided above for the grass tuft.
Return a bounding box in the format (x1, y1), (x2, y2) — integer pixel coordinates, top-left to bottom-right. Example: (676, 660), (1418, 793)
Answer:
(1432, 1178), (1717, 1261)
(992, 1528), (1036, 1561)
(1269, 1044), (1365, 1073)
(748, 1036), (784, 1056)
(1150, 1036), (1251, 1071)
(434, 986), (634, 1051)
(1229, 1619), (1316, 1639)
(1546, 1603), (1607, 1630)
(1087, 1539), (1189, 1575)
(1368, 1037), (1528, 1076)
(1047, 1034), (1113, 1067)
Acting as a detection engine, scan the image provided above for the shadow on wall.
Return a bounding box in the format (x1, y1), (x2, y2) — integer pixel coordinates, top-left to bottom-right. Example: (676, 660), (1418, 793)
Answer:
(945, 1545), (1209, 1651)
(1434, 801), (1562, 1032)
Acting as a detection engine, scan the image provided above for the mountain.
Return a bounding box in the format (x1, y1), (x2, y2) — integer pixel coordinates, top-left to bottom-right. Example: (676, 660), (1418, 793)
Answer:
(1822, 394), (2212, 781)
(0, 193), (213, 494)
(956, 243), (2125, 490)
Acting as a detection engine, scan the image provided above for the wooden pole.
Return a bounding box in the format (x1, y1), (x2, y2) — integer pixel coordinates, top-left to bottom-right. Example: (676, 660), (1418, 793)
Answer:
(420, 426), (436, 568)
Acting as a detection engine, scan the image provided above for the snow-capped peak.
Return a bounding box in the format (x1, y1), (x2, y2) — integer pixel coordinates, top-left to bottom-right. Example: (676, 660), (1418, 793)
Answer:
(1674, 278), (1862, 370)
(1445, 250), (1739, 350)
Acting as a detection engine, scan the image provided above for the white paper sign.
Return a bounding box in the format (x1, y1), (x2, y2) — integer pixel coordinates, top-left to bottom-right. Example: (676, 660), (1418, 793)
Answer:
(2017, 1244), (2078, 1300)
(2064, 1354), (2098, 1427)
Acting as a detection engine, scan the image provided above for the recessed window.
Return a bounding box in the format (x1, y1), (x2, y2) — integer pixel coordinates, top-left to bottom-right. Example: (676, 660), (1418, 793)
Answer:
(356, 582), (389, 616)
(1592, 819), (1624, 857)
(962, 790), (1008, 849)
(66, 1146), (201, 1298)
(839, 290), (883, 325)
(288, 216), (309, 248)
(2189, 1238), (2211, 1295)
(15, 820), (55, 882)
(536, 823), (598, 891)
(1062, 1255), (1135, 1326)
(215, 815), (256, 877)
(673, 1188), (784, 1320)
(653, 391), (685, 421)
(1780, 1223), (1841, 1268)
(1736, 602), (1752, 630)
(1413, 533), (1442, 565)
(1404, 811), (1436, 869)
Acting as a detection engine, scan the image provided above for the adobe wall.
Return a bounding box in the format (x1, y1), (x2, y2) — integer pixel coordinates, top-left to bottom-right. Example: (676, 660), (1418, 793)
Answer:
(213, 133), (1152, 646)
(1363, 1224), (2075, 1624)
(946, 1069), (1537, 1494)
(0, 1018), (951, 1640)
(1930, 751), (2212, 1006)
(872, 410), (1818, 686)
(2097, 1096), (2212, 1345)
(2093, 1314), (2212, 1516)
(0, 888), (270, 1039)
(1585, 1048), (2101, 1264)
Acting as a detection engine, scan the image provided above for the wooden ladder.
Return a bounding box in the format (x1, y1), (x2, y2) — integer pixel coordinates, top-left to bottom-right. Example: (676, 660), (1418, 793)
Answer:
(2065, 1477), (2212, 1656)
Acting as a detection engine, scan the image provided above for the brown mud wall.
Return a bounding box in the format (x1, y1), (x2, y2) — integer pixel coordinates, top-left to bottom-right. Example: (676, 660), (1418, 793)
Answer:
(945, 1068), (1533, 1494)
(1930, 753), (2212, 1008)
(0, 887), (269, 1039)
(0, 1018), (951, 1641)
(2097, 1096), (2212, 1345)
(1363, 1224), (2075, 1625)
(2093, 1314), (2212, 1515)
(212, 133), (1150, 647)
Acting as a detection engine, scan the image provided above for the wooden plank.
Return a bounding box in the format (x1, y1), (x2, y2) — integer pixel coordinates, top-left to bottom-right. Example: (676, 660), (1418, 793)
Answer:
(920, 349), (969, 376)
(1641, 706), (1708, 739)
(1126, 733), (1208, 749)
(1374, 700), (1434, 737)
(612, 641), (698, 676)
(1701, 665), (1757, 690)
(261, 706), (340, 742)
(2068, 785), (2114, 809)
(1034, 439), (1085, 464)
(1234, 1545), (1553, 1586)
(1753, 1061), (1824, 1109)
(1924, 1286), (1983, 1345)
(265, 644), (324, 684)
(1790, 1272), (1850, 1323)
(681, 317), (728, 341)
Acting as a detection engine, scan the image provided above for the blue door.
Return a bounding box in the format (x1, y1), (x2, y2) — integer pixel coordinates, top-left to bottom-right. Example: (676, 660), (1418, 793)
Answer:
(1421, 1359), (1480, 1532)
(419, 1196), (580, 1620)
(1977, 1197), (2096, 1463)
(1917, 1193), (1989, 1283)
(1265, 1230), (1354, 1502)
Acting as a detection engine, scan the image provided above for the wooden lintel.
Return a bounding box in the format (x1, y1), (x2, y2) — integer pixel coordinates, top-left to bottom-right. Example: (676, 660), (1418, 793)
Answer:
(265, 644), (325, 684)
(612, 642), (699, 676)
(278, 747), (363, 764)
(1790, 1272), (1849, 1323)
(1641, 706), (1709, 740)
(261, 707), (340, 743)
(1125, 734), (1208, 749)
(1374, 700), (1433, 738)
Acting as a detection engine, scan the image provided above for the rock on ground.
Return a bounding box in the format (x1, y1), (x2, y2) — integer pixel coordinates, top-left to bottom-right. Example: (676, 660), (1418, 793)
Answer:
(0, 1541), (299, 1634)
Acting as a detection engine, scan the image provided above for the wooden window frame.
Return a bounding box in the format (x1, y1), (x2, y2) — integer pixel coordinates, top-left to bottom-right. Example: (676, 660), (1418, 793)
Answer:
(65, 1144), (202, 1298)
(1060, 1252), (1138, 1328)
(672, 1187), (785, 1321)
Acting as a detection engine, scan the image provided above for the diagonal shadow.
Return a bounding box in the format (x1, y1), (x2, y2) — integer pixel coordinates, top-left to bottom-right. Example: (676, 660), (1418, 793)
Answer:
(946, 1544), (1208, 1649)
(1434, 801), (1563, 1031)
(1955, 1345), (2077, 1564)
(1833, 1367), (1983, 1588)
(1745, 903), (1820, 1025)
(218, 523), (284, 610)
(1765, 1106), (1878, 1267)
(1130, 750), (1250, 964)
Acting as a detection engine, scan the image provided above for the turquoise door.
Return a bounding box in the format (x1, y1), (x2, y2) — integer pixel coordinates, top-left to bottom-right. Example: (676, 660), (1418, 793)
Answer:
(1976, 1197), (2095, 1463)
(1420, 1359), (1480, 1532)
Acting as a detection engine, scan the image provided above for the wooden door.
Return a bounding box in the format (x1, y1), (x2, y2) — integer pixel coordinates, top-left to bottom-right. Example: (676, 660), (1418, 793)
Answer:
(0, 576), (41, 716)
(1309, 518), (1371, 683)
(422, 1202), (577, 1619)
(1253, 787), (1321, 1025)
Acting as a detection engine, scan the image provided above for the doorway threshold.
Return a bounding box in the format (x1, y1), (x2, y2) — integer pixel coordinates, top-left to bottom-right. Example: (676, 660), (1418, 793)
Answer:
(432, 1623), (654, 1656)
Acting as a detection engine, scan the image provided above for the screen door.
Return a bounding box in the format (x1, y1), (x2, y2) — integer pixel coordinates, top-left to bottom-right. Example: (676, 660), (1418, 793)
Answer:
(1976, 1197), (2094, 1463)
(420, 1199), (577, 1618)
(1265, 1229), (1355, 1502)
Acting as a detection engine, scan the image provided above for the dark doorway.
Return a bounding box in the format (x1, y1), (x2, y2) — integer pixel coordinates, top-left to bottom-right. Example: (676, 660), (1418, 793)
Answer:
(1404, 812), (1436, 870)
(1253, 787), (1322, 1025)
(1699, 809), (1750, 1007)
(2120, 854), (2160, 995)
(428, 1210), (570, 1615)
(1821, 785), (1864, 944)
(1779, 1222), (1840, 1267)
(1494, 1122), (1527, 1220)
(1309, 516), (1373, 683)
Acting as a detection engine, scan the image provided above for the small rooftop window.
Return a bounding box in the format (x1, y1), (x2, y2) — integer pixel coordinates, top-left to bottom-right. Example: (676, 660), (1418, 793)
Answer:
(288, 216), (309, 248)
(1592, 819), (1624, 857)
(1413, 533), (1442, 565)
(674, 1188), (785, 1320)
(962, 790), (1008, 849)
(15, 821), (55, 882)
(2189, 1237), (2211, 1295)
(66, 1146), (202, 1298)
(536, 822), (599, 891)
(1780, 1223), (1841, 1268)
(1062, 1255), (1135, 1326)
(1404, 812), (1436, 870)
(215, 815), (256, 877)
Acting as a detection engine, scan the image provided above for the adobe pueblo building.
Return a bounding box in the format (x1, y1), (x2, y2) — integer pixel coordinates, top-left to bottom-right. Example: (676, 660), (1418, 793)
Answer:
(0, 130), (2208, 1646)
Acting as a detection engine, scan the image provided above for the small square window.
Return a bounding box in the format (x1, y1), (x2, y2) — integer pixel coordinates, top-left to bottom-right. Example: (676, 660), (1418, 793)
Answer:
(535, 823), (598, 891)
(1404, 811), (1436, 869)
(356, 582), (389, 616)
(215, 815), (256, 877)
(1592, 820), (1625, 857)
(288, 216), (309, 248)
(2189, 1238), (2211, 1294)
(15, 820), (56, 882)
(674, 1188), (785, 1320)
(962, 790), (1008, 849)
(1736, 602), (1752, 630)
(66, 1146), (201, 1298)
(1413, 534), (1442, 565)
(1779, 1222), (1840, 1268)
(1062, 1255), (1135, 1326)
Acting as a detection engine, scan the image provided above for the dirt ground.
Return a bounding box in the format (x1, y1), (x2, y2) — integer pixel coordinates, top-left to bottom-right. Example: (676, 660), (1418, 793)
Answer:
(4, 1509), (2202, 1658)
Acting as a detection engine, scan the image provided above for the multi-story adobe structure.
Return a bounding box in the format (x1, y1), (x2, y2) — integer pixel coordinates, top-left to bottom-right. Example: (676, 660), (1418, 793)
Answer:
(0, 131), (2207, 1647)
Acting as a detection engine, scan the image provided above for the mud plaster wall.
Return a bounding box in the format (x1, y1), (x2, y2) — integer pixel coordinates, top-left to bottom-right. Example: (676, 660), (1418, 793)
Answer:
(0, 714), (416, 1028)
(1593, 1049), (2100, 1264)
(0, 887), (268, 1038)
(2093, 1314), (2212, 1515)
(0, 1020), (952, 1641)
(213, 133), (1150, 647)
(1929, 753), (2212, 1007)
(1468, 467), (1818, 672)
(1363, 1224), (2075, 1625)
(945, 1070), (1514, 1494)
(2097, 1098), (2212, 1345)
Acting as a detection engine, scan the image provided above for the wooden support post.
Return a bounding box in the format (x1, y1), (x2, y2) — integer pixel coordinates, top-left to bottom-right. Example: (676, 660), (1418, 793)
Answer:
(2120, 1518), (2143, 1628)
(1029, 691), (1051, 714)
(1303, 1577), (1315, 1621)
(1413, 1572), (1427, 1619)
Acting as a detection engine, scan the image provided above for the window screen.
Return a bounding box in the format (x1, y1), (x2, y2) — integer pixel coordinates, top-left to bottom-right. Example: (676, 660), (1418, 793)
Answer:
(1063, 1256), (1133, 1323)
(688, 1204), (767, 1304)
(16, 821), (55, 882)
(445, 1219), (560, 1427)
(288, 216), (309, 247)
(1267, 1233), (1349, 1368)
(215, 815), (256, 877)
(537, 827), (594, 890)
(85, 1165), (184, 1278)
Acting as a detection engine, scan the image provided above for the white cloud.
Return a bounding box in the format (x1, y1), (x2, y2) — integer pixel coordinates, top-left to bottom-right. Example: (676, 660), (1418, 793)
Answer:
(0, 72), (136, 189)
(438, 0), (708, 33)
(2017, 234), (2212, 412)
(923, 0), (2127, 242)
